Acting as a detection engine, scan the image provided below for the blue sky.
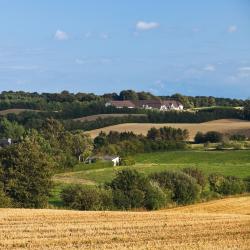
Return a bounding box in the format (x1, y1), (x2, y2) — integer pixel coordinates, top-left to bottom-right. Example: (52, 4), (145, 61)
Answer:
(0, 0), (250, 98)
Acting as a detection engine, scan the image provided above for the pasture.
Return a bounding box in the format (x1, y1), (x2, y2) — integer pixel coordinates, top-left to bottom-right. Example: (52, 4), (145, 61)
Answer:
(53, 150), (250, 186)
(86, 119), (250, 140)
(0, 196), (249, 249)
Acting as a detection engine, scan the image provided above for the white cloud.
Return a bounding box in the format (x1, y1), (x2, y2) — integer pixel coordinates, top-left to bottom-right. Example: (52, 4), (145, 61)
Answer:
(237, 66), (250, 78)
(238, 66), (250, 71)
(75, 59), (84, 65)
(136, 21), (159, 31)
(100, 33), (109, 39)
(228, 25), (237, 33)
(54, 30), (69, 40)
(84, 32), (92, 39)
(228, 66), (250, 81)
(203, 65), (216, 72)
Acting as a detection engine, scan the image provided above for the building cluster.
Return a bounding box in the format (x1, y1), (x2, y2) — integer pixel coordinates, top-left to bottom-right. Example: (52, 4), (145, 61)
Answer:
(105, 99), (184, 111)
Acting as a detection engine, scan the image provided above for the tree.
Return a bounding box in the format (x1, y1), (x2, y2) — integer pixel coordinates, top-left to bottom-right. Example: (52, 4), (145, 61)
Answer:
(0, 135), (54, 208)
(244, 100), (250, 120)
(194, 132), (205, 144)
(150, 171), (201, 204)
(182, 167), (207, 189)
(119, 90), (138, 101)
(0, 118), (25, 139)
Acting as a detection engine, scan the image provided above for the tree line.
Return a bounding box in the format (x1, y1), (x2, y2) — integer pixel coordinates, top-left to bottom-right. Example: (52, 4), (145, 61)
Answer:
(60, 168), (249, 211)
(0, 90), (247, 111)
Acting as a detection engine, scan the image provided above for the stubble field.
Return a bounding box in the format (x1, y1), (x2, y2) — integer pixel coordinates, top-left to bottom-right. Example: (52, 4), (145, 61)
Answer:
(0, 196), (249, 249)
(86, 119), (250, 140)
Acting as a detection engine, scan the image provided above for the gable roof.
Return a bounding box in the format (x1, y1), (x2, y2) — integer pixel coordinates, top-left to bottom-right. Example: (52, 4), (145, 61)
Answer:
(109, 100), (135, 108)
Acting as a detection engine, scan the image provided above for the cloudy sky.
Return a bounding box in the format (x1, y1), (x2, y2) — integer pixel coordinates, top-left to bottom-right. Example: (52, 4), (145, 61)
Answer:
(0, 0), (250, 98)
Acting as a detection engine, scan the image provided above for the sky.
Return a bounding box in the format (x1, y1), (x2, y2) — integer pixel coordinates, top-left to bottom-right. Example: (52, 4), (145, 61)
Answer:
(0, 0), (250, 98)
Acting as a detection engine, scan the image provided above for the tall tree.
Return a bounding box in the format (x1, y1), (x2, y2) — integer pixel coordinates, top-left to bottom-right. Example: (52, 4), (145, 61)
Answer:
(0, 135), (54, 208)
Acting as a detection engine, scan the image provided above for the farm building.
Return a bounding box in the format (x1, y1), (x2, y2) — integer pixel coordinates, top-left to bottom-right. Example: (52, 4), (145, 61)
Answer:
(105, 100), (183, 111)
(0, 138), (12, 148)
(85, 155), (120, 166)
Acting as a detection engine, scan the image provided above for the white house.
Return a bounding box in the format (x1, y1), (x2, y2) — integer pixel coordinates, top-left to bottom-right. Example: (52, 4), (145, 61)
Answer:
(105, 99), (183, 111)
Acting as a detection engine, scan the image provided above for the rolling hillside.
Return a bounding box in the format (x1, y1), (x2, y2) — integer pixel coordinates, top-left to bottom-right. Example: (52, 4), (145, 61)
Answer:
(0, 196), (249, 249)
(86, 119), (250, 140)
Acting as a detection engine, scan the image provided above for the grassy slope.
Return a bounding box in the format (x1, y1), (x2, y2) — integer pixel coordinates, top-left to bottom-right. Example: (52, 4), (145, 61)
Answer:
(54, 150), (250, 186)
(1, 196), (249, 250)
(51, 150), (250, 205)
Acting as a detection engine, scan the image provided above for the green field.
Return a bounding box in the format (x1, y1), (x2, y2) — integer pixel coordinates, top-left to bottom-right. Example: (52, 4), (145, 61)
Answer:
(54, 150), (250, 184)
(50, 150), (250, 206)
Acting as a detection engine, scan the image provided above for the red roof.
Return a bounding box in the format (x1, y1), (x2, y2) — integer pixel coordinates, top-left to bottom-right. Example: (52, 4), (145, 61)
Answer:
(110, 100), (136, 108)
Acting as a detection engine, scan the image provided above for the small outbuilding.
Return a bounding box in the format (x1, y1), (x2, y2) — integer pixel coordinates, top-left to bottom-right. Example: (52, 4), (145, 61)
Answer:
(0, 138), (12, 148)
(85, 155), (120, 166)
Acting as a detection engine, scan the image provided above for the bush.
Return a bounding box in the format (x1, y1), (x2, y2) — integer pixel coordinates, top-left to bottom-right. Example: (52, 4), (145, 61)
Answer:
(230, 134), (246, 141)
(208, 174), (246, 195)
(0, 184), (12, 208)
(205, 131), (223, 143)
(109, 169), (147, 209)
(144, 182), (171, 210)
(120, 156), (135, 166)
(243, 176), (250, 192)
(109, 169), (169, 210)
(182, 167), (207, 189)
(150, 171), (201, 204)
(195, 131), (223, 144)
(61, 185), (108, 210)
(194, 132), (205, 144)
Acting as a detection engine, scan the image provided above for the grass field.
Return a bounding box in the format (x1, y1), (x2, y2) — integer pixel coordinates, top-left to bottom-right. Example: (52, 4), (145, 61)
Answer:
(86, 119), (250, 140)
(53, 150), (250, 187)
(1, 196), (249, 249)
(74, 113), (147, 122)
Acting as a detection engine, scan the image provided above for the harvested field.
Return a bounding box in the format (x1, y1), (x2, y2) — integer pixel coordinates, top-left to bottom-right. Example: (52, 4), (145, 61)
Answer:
(170, 196), (250, 215)
(86, 119), (250, 140)
(0, 109), (41, 115)
(74, 113), (147, 122)
(0, 196), (249, 249)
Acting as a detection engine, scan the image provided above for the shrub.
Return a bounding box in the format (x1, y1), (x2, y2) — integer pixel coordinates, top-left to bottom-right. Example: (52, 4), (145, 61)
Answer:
(0, 183), (12, 208)
(150, 171), (201, 204)
(182, 167), (207, 189)
(194, 132), (205, 144)
(220, 176), (246, 195)
(243, 176), (250, 192)
(208, 174), (246, 195)
(195, 131), (223, 144)
(205, 131), (223, 143)
(144, 182), (171, 210)
(109, 169), (147, 209)
(109, 169), (169, 210)
(120, 156), (135, 166)
(230, 134), (246, 141)
(61, 185), (105, 210)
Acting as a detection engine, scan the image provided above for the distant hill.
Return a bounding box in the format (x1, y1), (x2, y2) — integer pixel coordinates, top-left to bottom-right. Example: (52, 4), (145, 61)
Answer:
(86, 119), (250, 140)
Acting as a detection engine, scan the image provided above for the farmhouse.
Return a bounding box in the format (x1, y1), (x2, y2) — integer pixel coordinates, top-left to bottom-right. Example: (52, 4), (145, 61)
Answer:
(105, 100), (183, 111)
(85, 155), (120, 166)
(0, 138), (12, 148)
(105, 100), (135, 109)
